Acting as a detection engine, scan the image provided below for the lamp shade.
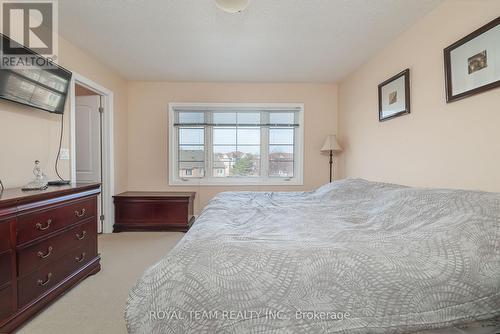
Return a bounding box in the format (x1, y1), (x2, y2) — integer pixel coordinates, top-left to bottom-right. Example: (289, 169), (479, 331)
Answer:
(321, 135), (342, 152)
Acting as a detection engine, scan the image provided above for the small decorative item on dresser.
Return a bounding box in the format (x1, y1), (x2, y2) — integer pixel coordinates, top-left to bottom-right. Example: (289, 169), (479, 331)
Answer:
(444, 16), (500, 103)
(21, 160), (48, 191)
(113, 192), (196, 232)
(378, 69), (411, 122)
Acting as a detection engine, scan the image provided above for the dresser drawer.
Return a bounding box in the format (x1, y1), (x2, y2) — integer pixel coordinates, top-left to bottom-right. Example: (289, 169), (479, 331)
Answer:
(18, 237), (97, 308)
(17, 197), (96, 245)
(0, 284), (13, 321)
(0, 251), (11, 286)
(116, 201), (189, 224)
(0, 219), (11, 252)
(17, 218), (97, 277)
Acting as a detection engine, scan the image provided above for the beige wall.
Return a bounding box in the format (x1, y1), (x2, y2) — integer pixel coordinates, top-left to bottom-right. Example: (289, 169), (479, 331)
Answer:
(127, 82), (338, 213)
(0, 36), (128, 192)
(338, 0), (500, 192)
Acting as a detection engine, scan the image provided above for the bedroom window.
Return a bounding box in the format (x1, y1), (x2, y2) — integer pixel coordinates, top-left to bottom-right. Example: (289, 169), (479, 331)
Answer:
(169, 103), (304, 186)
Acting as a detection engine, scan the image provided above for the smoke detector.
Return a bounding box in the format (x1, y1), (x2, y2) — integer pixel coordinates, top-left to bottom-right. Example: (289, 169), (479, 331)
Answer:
(214, 0), (250, 13)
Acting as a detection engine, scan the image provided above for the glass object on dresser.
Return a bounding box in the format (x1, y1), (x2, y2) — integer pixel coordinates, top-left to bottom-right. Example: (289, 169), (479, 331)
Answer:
(22, 160), (49, 191)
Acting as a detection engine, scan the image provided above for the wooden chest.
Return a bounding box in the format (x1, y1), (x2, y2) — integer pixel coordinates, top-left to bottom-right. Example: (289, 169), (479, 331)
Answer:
(113, 192), (195, 232)
(0, 183), (101, 333)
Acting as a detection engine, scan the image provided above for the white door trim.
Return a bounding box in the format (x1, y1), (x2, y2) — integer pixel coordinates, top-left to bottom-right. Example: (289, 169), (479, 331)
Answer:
(69, 73), (115, 234)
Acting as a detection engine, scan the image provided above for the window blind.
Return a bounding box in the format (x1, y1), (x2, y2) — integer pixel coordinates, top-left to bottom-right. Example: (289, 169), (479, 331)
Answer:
(173, 107), (300, 128)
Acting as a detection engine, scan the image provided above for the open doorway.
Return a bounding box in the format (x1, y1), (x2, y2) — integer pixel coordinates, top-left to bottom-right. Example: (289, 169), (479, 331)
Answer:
(70, 73), (115, 234)
(75, 84), (104, 233)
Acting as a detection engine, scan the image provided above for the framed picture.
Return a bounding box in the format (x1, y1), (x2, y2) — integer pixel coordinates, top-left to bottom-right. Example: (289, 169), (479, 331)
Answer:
(378, 69), (410, 122)
(444, 16), (500, 103)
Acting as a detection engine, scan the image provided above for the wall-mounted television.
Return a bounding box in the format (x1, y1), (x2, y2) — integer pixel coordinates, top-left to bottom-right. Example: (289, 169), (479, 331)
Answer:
(0, 34), (72, 114)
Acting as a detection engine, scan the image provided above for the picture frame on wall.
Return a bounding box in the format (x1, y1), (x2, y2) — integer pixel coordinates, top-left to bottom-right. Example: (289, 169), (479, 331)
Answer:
(444, 16), (500, 103)
(378, 69), (410, 122)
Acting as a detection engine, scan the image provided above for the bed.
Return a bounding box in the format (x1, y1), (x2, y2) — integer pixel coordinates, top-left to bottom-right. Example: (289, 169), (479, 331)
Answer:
(125, 179), (500, 333)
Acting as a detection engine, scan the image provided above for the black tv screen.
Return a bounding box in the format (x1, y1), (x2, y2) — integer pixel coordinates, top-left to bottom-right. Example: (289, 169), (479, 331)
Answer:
(0, 34), (72, 114)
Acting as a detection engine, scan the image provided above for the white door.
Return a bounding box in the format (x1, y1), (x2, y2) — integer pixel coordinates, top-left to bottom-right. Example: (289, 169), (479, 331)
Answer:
(75, 95), (103, 232)
(76, 95), (101, 182)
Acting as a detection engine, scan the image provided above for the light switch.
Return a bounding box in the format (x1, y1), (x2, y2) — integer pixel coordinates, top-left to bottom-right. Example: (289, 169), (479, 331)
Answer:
(59, 148), (70, 160)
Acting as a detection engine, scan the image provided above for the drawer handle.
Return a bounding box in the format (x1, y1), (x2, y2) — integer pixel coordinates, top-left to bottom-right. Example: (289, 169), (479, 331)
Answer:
(75, 252), (86, 263)
(37, 273), (53, 287)
(37, 246), (53, 259)
(74, 208), (86, 218)
(35, 219), (52, 231)
(76, 231), (87, 240)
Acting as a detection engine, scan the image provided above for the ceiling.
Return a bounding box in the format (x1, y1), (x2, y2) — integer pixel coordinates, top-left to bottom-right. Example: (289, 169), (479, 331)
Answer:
(58, 0), (442, 82)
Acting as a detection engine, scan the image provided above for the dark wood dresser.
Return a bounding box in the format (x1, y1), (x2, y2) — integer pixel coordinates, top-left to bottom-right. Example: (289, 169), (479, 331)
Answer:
(113, 192), (195, 232)
(0, 183), (101, 333)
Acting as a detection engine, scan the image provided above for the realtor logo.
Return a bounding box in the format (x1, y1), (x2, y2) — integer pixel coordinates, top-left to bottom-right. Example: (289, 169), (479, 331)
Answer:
(0, 0), (58, 67)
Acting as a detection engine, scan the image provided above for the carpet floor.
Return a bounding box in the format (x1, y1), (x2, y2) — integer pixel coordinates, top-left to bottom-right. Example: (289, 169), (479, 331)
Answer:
(16, 232), (184, 334)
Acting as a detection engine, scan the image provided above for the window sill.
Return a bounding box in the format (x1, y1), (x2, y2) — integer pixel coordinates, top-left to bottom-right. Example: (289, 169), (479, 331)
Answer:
(168, 178), (303, 187)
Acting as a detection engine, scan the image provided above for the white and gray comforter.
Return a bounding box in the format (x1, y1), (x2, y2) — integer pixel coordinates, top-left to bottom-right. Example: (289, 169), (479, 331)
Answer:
(125, 179), (500, 333)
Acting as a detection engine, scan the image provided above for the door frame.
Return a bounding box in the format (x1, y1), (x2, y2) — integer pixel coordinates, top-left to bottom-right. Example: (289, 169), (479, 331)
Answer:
(69, 73), (115, 234)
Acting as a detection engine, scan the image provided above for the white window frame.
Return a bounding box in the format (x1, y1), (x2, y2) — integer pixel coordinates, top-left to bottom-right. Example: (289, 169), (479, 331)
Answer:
(168, 103), (304, 186)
